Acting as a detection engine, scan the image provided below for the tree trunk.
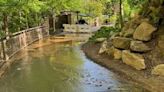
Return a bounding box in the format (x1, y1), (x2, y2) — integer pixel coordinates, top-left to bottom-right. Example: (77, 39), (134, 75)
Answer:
(52, 11), (56, 32)
(35, 13), (39, 26)
(26, 14), (29, 29)
(19, 11), (22, 31)
(3, 13), (9, 37)
(119, 0), (123, 29)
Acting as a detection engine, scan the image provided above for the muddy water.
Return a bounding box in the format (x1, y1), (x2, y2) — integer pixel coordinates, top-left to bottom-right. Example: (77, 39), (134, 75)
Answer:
(0, 39), (149, 92)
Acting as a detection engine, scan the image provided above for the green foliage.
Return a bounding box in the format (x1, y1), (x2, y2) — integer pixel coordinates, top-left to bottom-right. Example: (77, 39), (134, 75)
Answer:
(123, 0), (131, 19)
(149, 7), (161, 24)
(0, 0), (150, 38)
(0, 0), (85, 37)
(84, 0), (104, 18)
(0, 31), (5, 38)
(102, 0), (148, 29)
(89, 26), (120, 42)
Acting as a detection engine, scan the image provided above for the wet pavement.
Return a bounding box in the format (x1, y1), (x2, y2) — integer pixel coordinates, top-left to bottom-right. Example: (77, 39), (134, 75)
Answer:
(0, 38), (149, 92)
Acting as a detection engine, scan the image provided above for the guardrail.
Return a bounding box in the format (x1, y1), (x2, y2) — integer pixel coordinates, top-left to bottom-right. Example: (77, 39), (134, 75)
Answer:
(63, 24), (91, 33)
(0, 26), (49, 62)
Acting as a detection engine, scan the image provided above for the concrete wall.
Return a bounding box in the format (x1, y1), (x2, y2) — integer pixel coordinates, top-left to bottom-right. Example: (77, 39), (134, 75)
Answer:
(0, 19), (49, 77)
(0, 26), (49, 64)
(63, 24), (91, 33)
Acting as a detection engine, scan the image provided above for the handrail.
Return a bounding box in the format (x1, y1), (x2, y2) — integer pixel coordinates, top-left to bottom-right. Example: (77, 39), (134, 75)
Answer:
(0, 25), (49, 61)
(0, 26), (48, 41)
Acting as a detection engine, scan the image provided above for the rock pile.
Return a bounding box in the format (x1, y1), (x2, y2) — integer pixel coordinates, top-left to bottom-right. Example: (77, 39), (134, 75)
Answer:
(98, 19), (164, 76)
(98, 0), (164, 76)
(99, 21), (156, 70)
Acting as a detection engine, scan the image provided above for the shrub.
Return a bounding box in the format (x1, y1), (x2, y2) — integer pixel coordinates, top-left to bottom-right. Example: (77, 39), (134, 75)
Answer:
(89, 26), (120, 42)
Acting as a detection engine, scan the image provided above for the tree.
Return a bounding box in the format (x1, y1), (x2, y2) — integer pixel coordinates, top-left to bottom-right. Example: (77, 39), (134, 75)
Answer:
(0, 0), (45, 35)
(119, 0), (123, 29)
(1, 0), (148, 37)
(85, 1), (104, 18)
(42, 0), (84, 32)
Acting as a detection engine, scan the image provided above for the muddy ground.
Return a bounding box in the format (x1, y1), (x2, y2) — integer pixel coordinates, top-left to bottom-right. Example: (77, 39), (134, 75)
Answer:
(82, 42), (164, 92)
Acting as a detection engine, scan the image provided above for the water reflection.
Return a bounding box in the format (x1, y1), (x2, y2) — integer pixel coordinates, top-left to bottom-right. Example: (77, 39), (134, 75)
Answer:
(0, 40), (149, 92)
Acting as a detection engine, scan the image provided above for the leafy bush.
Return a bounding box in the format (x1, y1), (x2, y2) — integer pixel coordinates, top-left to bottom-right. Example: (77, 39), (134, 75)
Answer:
(89, 26), (120, 42)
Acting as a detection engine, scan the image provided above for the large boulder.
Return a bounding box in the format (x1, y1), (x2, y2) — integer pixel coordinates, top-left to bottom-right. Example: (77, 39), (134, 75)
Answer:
(119, 28), (135, 37)
(152, 64), (164, 76)
(123, 28), (135, 37)
(106, 46), (115, 57)
(106, 38), (121, 57)
(158, 35), (164, 49)
(98, 41), (108, 54)
(133, 22), (157, 41)
(110, 32), (120, 40)
(122, 50), (146, 70)
(106, 38), (113, 47)
(130, 41), (151, 52)
(112, 37), (131, 49)
(129, 16), (149, 29)
(156, 28), (164, 56)
(158, 41), (164, 49)
(113, 48), (122, 60)
(95, 38), (107, 43)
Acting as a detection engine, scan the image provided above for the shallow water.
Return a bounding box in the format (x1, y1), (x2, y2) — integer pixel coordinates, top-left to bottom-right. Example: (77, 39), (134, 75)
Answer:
(0, 40), (149, 92)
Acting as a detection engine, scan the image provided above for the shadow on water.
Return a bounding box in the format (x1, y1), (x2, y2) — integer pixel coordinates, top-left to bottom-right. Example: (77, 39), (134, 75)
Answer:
(0, 38), (150, 92)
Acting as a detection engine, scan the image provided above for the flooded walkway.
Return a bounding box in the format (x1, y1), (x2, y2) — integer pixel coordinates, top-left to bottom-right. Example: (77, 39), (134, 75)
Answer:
(0, 37), (149, 92)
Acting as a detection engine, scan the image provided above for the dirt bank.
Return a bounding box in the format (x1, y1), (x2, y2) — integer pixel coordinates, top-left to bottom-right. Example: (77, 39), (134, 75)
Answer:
(82, 42), (164, 92)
